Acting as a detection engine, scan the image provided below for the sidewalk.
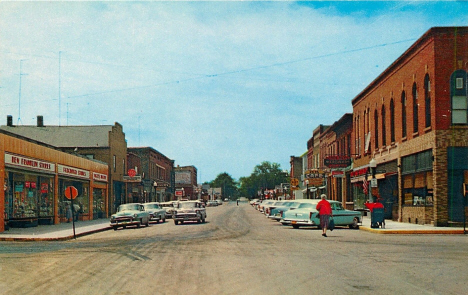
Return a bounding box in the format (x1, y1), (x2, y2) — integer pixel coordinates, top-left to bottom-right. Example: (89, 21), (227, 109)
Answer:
(359, 215), (466, 234)
(0, 219), (112, 241)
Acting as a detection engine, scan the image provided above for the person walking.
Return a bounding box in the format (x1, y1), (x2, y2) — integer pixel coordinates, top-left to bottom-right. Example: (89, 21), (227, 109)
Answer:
(316, 194), (332, 237)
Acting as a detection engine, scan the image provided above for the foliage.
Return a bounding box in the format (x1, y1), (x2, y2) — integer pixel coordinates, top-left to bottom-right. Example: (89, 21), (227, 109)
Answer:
(209, 172), (238, 200)
(238, 161), (289, 199)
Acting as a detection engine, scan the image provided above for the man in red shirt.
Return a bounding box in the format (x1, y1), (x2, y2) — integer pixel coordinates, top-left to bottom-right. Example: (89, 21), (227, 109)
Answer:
(316, 194), (333, 237)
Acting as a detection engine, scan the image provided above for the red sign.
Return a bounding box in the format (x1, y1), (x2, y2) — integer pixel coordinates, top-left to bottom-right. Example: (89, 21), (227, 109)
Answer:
(128, 169), (137, 178)
(65, 186), (78, 200)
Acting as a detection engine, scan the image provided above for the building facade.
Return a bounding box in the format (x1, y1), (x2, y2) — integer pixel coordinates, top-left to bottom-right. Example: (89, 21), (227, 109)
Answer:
(127, 147), (175, 203)
(351, 27), (468, 226)
(1, 119), (127, 215)
(174, 165), (198, 200)
(0, 130), (108, 232)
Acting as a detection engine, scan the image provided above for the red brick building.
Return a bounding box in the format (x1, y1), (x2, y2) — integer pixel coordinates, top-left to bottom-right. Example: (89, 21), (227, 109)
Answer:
(351, 27), (468, 226)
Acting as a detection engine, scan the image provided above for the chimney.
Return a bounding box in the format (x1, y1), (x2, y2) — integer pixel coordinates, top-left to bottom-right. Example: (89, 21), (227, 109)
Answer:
(7, 115), (13, 127)
(37, 115), (44, 127)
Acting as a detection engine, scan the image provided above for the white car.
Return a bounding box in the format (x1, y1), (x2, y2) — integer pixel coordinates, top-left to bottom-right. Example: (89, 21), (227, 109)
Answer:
(173, 201), (207, 225)
(143, 202), (166, 223)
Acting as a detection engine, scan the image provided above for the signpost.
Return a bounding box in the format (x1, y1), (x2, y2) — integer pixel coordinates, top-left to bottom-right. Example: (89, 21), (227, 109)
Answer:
(65, 186), (78, 239)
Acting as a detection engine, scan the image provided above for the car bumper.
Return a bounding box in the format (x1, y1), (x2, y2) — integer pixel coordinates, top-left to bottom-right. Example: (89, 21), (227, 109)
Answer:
(280, 219), (319, 227)
(110, 220), (140, 227)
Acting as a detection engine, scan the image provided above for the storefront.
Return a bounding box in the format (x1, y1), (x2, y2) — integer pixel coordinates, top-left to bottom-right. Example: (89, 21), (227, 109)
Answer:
(350, 166), (370, 210)
(4, 153), (56, 227)
(1, 132), (109, 232)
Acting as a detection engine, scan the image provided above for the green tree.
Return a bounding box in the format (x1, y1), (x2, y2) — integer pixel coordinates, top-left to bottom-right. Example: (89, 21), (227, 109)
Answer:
(209, 172), (238, 200)
(239, 161), (289, 199)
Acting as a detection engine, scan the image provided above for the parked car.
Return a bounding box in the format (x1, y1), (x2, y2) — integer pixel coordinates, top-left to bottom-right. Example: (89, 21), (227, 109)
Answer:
(206, 200), (218, 207)
(268, 201), (301, 221)
(264, 201), (284, 217)
(160, 201), (177, 219)
(173, 200), (207, 225)
(110, 203), (150, 230)
(281, 200), (362, 229)
(143, 202), (166, 223)
(257, 200), (275, 213)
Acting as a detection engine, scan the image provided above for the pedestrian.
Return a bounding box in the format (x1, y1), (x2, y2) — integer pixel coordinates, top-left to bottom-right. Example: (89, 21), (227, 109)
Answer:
(237, 199), (239, 206)
(66, 203), (72, 223)
(316, 194), (332, 237)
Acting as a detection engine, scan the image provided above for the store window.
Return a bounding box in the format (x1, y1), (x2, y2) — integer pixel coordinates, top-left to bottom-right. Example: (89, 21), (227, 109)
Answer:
(402, 150), (433, 206)
(8, 172), (37, 219)
(38, 176), (54, 219)
(93, 188), (106, 219)
(58, 179), (89, 221)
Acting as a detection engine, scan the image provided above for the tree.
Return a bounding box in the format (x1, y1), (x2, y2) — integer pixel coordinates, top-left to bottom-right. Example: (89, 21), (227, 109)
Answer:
(239, 161), (289, 199)
(209, 172), (238, 200)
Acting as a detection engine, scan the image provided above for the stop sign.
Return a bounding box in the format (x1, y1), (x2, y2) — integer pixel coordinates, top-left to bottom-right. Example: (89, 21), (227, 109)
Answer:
(65, 186), (78, 200)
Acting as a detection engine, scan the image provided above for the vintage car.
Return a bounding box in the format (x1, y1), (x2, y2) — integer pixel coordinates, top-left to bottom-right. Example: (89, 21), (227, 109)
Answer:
(173, 200), (206, 225)
(110, 203), (150, 230)
(263, 200), (284, 217)
(268, 201), (302, 221)
(160, 201), (177, 219)
(143, 202), (166, 223)
(281, 200), (362, 229)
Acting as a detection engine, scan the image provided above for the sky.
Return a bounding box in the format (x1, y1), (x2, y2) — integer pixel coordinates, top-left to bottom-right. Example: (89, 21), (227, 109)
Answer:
(0, 1), (467, 183)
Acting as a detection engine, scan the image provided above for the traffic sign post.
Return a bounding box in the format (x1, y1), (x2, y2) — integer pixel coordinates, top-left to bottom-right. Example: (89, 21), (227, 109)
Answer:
(65, 186), (78, 239)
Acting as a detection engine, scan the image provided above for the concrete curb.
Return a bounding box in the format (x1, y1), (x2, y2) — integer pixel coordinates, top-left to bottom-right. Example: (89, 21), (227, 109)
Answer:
(360, 227), (466, 235)
(0, 226), (112, 242)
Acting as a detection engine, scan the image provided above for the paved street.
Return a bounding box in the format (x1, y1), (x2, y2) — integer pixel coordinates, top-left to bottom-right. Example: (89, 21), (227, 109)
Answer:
(1, 202), (467, 295)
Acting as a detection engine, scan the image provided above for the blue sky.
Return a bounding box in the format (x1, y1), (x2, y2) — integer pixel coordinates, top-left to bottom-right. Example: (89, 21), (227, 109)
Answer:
(1, 1), (467, 183)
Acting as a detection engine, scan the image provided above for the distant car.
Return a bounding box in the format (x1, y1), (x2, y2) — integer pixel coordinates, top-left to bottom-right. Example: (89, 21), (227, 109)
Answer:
(206, 200), (218, 207)
(143, 202), (166, 223)
(160, 201), (177, 219)
(264, 201), (284, 217)
(281, 200), (362, 229)
(173, 200), (207, 225)
(257, 200), (275, 213)
(110, 203), (150, 230)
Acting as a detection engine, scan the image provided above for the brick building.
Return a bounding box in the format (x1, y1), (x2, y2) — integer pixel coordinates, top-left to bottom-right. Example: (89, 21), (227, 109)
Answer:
(351, 27), (468, 226)
(174, 165), (198, 200)
(127, 147), (175, 203)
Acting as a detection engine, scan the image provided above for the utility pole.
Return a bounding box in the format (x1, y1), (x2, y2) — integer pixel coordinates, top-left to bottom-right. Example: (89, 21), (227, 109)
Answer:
(58, 51), (62, 126)
(18, 59), (28, 125)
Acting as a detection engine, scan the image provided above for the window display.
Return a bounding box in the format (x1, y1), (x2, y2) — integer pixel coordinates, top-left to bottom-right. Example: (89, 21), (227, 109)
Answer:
(93, 188), (106, 219)
(59, 179), (89, 221)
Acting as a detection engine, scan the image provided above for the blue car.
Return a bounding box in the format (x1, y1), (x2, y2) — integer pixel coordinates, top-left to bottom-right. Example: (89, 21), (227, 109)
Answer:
(268, 201), (302, 221)
(281, 200), (362, 229)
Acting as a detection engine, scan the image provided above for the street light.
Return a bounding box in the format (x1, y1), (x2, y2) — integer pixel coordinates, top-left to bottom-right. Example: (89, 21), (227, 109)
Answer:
(369, 158), (377, 202)
(305, 179), (309, 199)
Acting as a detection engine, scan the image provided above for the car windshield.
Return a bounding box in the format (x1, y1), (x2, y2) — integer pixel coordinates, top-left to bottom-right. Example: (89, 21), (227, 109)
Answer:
(118, 204), (140, 211)
(144, 204), (160, 209)
(297, 203), (315, 209)
(178, 202), (197, 209)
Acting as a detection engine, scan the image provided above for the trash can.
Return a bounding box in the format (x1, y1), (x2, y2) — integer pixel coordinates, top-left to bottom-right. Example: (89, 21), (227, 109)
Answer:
(371, 207), (385, 228)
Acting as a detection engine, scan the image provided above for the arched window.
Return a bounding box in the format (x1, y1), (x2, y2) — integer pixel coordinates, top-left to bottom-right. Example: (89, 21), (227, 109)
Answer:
(381, 104), (386, 146)
(401, 91), (407, 138)
(412, 82), (419, 133)
(450, 70), (468, 125)
(390, 98), (395, 142)
(374, 109), (379, 149)
(424, 74), (431, 128)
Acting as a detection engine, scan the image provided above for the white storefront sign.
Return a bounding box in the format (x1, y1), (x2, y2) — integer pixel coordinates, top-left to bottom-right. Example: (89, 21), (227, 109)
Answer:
(58, 164), (90, 179)
(5, 152), (55, 173)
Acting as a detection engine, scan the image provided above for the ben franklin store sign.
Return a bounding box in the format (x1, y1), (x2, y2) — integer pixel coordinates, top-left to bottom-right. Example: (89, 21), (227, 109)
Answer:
(324, 155), (351, 168)
(5, 152), (55, 173)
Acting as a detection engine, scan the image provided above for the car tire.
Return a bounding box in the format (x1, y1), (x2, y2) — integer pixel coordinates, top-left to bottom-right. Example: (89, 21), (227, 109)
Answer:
(146, 219), (150, 227)
(349, 217), (360, 229)
(137, 220), (141, 228)
(174, 220), (178, 225)
(292, 225), (300, 229)
(162, 217), (166, 223)
(113, 226), (118, 231)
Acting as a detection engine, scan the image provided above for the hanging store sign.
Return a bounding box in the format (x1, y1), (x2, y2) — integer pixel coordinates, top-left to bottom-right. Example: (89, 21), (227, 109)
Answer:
(324, 155), (351, 168)
(58, 164), (90, 179)
(5, 152), (55, 173)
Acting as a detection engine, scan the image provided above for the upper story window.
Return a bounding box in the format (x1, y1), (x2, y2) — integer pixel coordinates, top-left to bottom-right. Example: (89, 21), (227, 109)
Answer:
(424, 74), (431, 128)
(390, 98), (395, 142)
(374, 109), (379, 149)
(451, 70), (468, 125)
(401, 91), (407, 137)
(381, 104), (386, 146)
(412, 83), (419, 133)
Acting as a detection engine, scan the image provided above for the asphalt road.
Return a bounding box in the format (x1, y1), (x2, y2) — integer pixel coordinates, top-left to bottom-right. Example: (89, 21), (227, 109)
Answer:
(0, 202), (467, 295)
